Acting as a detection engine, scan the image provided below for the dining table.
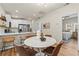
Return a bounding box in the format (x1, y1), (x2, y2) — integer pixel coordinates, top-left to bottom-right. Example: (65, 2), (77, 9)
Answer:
(24, 36), (56, 56)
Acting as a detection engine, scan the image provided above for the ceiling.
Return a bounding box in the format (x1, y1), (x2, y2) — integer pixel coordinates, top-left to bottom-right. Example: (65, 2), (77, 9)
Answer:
(0, 3), (68, 20)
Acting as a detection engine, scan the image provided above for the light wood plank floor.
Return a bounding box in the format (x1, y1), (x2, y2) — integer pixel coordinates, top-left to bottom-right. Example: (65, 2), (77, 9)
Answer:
(0, 48), (16, 56)
(0, 39), (78, 56)
(58, 39), (78, 56)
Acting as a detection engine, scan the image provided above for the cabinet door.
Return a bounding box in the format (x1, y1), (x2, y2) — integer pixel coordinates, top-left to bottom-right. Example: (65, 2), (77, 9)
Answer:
(18, 24), (30, 32)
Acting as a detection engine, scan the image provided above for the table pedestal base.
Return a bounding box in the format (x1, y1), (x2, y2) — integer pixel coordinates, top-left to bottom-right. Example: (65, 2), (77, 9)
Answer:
(35, 48), (45, 56)
(35, 52), (45, 56)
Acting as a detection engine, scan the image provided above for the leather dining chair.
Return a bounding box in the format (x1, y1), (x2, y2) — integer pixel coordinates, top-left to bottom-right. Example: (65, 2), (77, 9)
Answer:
(14, 37), (37, 56)
(15, 46), (37, 56)
(15, 35), (36, 46)
(45, 35), (52, 37)
(43, 40), (64, 56)
(26, 35), (36, 39)
(14, 35), (34, 46)
(42, 34), (54, 54)
(51, 41), (64, 56)
(15, 46), (28, 56)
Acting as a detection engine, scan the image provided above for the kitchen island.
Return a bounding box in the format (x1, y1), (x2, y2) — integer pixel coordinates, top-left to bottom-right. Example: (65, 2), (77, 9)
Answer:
(0, 32), (36, 36)
(0, 32), (36, 51)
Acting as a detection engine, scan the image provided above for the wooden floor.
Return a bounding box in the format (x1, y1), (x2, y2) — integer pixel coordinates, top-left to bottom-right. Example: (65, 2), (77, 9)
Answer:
(0, 39), (78, 56)
(0, 48), (16, 56)
(58, 39), (78, 56)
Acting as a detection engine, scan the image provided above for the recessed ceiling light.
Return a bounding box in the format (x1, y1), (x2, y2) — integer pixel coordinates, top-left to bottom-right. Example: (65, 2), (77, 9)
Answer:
(37, 3), (48, 7)
(44, 4), (48, 7)
(28, 18), (32, 20)
(15, 10), (19, 12)
(33, 14), (36, 17)
(37, 3), (44, 6)
(62, 17), (65, 19)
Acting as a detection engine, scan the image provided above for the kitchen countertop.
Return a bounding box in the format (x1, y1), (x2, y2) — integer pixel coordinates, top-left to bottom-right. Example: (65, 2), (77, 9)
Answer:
(0, 32), (35, 36)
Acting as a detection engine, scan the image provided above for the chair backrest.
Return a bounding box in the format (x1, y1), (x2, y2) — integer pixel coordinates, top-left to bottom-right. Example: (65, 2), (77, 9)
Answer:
(15, 46), (37, 56)
(14, 36), (23, 46)
(15, 46), (29, 56)
(52, 41), (64, 56)
(45, 35), (52, 37)
(26, 35), (36, 39)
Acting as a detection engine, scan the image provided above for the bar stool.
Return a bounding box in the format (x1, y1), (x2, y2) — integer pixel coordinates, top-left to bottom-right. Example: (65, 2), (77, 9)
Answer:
(2, 36), (15, 51)
(20, 35), (26, 44)
(0, 37), (4, 54)
(14, 35), (26, 47)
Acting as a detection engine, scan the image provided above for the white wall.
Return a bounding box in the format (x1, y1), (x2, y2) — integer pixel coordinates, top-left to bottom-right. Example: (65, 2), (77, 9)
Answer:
(0, 6), (6, 34)
(0, 6), (5, 16)
(35, 4), (78, 43)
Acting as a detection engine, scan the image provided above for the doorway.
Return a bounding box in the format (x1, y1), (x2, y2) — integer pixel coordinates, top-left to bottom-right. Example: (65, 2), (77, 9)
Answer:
(61, 13), (78, 55)
(62, 13), (78, 42)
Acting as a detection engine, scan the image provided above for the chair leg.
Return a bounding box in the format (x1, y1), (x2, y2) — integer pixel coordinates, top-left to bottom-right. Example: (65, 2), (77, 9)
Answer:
(1, 47), (4, 52)
(0, 42), (5, 55)
(1, 45), (5, 55)
(12, 41), (14, 47)
(2, 42), (5, 51)
(1, 47), (4, 54)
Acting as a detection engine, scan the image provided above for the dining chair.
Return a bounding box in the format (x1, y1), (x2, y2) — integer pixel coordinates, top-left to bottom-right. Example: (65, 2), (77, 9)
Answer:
(51, 41), (64, 56)
(14, 36), (37, 56)
(15, 35), (36, 46)
(15, 46), (29, 56)
(26, 35), (36, 39)
(42, 46), (55, 54)
(15, 46), (37, 56)
(14, 35), (33, 49)
(14, 35), (26, 47)
(43, 40), (64, 56)
(19, 35), (26, 45)
(45, 35), (52, 37)
(42, 35), (54, 54)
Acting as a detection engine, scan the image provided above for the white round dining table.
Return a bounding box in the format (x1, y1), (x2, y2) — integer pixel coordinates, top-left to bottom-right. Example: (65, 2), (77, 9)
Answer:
(24, 36), (56, 56)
